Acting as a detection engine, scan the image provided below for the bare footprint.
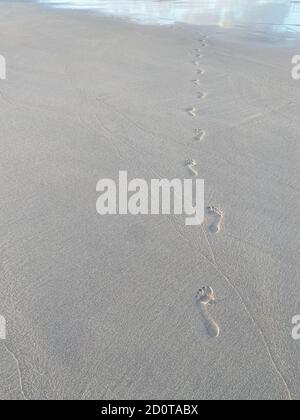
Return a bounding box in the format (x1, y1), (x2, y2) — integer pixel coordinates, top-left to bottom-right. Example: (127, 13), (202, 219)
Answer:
(196, 286), (215, 304)
(198, 92), (207, 99)
(197, 69), (205, 75)
(193, 61), (200, 66)
(193, 80), (201, 86)
(194, 286), (220, 338)
(194, 128), (206, 142)
(207, 206), (224, 234)
(187, 107), (197, 117)
(185, 158), (198, 176)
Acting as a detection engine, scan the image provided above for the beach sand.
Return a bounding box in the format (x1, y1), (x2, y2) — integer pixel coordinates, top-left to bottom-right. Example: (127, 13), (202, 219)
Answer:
(0, 1), (299, 400)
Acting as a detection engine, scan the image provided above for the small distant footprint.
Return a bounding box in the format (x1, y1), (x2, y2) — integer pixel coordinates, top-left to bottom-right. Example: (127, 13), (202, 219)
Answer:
(193, 80), (201, 86)
(199, 40), (208, 48)
(185, 158), (198, 176)
(194, 128), (206, 142)
(193, 60), (200, 66)
(194, 286), (220, 338)
(207, 206), (224, 234)
(187, 107), (197, 117)
(198, 92), (207, 99)
(197, 69), (205, 75)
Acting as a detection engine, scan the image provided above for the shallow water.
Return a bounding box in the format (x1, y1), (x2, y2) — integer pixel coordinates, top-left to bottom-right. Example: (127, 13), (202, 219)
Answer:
(38, 0), (300, 31)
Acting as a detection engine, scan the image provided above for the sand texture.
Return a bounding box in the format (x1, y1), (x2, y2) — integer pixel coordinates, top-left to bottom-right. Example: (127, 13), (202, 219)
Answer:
(0, 1), (299, 400)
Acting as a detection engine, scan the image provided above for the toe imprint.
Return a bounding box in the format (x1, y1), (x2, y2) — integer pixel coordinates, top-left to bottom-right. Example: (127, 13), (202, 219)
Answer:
(195, 286), (215, 304)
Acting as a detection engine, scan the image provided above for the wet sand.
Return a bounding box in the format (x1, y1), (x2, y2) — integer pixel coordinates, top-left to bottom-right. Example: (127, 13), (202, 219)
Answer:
(0, 1), (299, 400)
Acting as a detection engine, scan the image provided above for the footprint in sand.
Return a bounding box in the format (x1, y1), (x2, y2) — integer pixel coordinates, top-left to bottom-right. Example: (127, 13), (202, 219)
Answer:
(194, 286), (220, 338)
(207, 206), (224, 234)
(185, 158), (198, 176)
(194, 128), (206, 142)
(187, 107), (197, 117)
(199, 40), (208, 48)
(193, 80), (201, 86)
(198, 91), (207, 99)
(193, 61), (200, 66)
(197, 69), (205, 76)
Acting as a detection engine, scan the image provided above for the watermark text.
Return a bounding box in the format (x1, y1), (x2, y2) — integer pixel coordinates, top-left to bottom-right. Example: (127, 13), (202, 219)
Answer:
(291, 55), (300, 80)
(96, 171), (205, 226)
(0, 55), (6, 80)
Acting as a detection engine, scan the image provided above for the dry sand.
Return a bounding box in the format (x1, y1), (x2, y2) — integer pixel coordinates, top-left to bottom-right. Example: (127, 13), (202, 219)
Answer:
(0, 0), (299, 400)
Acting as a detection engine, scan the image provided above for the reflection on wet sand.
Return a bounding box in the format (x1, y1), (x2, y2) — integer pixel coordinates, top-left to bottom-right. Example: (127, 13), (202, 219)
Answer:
(39, 0), (300, 31)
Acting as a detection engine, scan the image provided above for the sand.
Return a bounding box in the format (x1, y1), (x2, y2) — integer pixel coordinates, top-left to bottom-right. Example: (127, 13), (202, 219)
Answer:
(0, 0), (299, 400)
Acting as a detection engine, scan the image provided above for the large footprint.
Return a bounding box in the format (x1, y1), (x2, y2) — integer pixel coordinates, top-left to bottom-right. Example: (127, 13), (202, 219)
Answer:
(194, 286), (220, 338)
(207, 206), (224, 234)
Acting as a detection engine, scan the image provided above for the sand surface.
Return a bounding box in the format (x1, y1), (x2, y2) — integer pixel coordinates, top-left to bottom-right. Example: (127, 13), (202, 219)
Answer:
(0, 1), (299, 400)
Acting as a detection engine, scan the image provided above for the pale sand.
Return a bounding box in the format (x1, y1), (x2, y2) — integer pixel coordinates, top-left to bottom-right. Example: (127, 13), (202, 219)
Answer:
(0, 1), (299, 400)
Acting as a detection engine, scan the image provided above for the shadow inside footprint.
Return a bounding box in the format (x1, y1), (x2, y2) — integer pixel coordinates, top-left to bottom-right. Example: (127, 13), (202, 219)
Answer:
(194, 287), (220, 338)
(187, 107), (196, 117)
(194, 129), (205, 141)
(198, 92), (207, 99)
(199, 304), (220, 338)
(185, 158), (198, 176)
